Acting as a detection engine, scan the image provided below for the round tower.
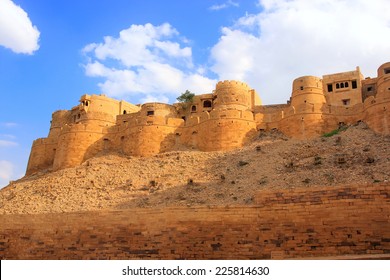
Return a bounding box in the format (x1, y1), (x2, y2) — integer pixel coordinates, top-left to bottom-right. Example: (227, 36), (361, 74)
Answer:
(48, 110), (70, 138)
(140, 103), (178, 118)
(376, 62), (390, 99)
(52, 124), (104, 170)
(213, 80), (253, 111)
(290, 76), (325, 107)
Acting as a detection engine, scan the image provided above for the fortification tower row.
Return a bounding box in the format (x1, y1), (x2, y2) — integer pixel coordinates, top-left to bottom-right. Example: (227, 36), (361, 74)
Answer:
(26, 62), (390, 175)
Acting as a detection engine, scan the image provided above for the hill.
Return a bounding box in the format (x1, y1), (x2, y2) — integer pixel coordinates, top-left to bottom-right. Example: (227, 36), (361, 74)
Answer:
(1, 122), (389, 214)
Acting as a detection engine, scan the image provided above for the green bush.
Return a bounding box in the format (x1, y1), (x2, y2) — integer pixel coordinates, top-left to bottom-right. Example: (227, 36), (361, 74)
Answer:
(322, 126), (347, 137)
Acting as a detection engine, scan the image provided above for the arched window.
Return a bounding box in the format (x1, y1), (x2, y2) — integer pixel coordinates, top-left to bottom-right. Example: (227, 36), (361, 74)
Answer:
(191, 105), (197, 112)
(340, 83), (344, 88)
(336, 83), (340, 89)
(85, 101), (89, 106)
(123, 110), (127, 114)
(345, 82), (349, 88)
(203, 100), (212, 108)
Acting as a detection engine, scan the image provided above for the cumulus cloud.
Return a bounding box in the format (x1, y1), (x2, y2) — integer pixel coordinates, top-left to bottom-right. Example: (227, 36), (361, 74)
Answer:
(83, 23), (216, 103)
(210, 0), (390, 104)
(209, 0), (239, 11)
(0, 0), (40, 54)
(0, 160), (14, 188)
(83, 1), (390, 105)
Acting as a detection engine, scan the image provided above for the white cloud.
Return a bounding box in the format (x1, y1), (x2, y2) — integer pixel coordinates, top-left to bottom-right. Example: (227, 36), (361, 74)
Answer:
(0, 122), (18, 127)
(210, 0), (390, 104)
(209, 0), (239, 11)
(83, 1), (390, 106)
(0, 140), (18, 147)
(0, 134), (16, 139)
(0, 160), (14, 188)
(83, 23), (216, 102)
(0, 0), (40, 54)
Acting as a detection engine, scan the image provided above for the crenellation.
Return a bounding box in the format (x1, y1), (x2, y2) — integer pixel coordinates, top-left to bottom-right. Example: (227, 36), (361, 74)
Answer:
(26, 62), (390, 174)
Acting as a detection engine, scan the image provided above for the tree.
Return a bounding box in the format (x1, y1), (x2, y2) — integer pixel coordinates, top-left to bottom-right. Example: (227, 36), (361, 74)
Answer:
(176, 90), (195, 103)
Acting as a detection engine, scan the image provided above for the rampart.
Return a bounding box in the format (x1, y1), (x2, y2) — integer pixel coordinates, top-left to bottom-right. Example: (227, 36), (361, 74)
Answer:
(26, 62), (390, 174)
(0, 184), (388, 259)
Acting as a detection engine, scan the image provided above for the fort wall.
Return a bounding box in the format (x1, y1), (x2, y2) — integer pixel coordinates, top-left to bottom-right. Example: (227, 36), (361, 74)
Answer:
(121, 121), (181, 157)
(181, 109), (256, 151)
(0, 183), (388, 260)
(25, 62), (390, 174)
(363, 98), (390, 135)
(26, 138), (57, 175)
(52, 124), (105, 170)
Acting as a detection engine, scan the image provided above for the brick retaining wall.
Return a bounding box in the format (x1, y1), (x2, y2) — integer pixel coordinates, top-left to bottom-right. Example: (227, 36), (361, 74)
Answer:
(0, 183), (389, 259)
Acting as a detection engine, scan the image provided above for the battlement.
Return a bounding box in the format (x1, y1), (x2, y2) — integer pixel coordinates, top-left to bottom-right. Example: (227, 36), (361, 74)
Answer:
(216, 80), (251, 89)
(26, 62), (390, 174)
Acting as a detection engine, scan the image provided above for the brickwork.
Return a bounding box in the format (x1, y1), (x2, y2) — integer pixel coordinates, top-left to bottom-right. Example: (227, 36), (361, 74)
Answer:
(0, 183), (388, 260)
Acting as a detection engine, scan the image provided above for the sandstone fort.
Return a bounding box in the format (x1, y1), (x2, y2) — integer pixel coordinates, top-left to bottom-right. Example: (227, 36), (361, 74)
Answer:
(26, 62), (390, 175)
(1, 62), (389, 260)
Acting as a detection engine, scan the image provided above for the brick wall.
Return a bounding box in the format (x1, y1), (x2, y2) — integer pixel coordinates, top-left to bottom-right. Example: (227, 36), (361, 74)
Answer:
(0, 183), (389, 259)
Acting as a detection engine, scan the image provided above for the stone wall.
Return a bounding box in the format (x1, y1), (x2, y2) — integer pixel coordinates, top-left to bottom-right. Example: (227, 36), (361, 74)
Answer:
(1, 183), (388, 260)
(52, 124), (105, 170)
(25, 63), (390, 174)
(25, 138), (57, 175)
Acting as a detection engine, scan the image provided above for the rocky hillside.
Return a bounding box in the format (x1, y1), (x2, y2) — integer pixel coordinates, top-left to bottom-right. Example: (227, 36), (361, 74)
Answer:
(1, 122), (389, 214)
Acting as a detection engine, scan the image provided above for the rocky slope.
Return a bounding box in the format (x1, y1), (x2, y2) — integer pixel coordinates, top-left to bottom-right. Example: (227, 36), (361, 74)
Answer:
(1, 122), (389, 214)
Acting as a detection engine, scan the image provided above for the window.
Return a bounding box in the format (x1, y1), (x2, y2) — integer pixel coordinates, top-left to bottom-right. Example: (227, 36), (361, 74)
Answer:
(123, 110), (127, 114)
(384, 68), (390, 74)
(367, 86), (373, 92)
(327, 84), (333, 92)
(103, 138), (110, 150)
(342, 99), (350, 106)
(336, 83), (340, 89)
(340, 83), (344, 88)
(147, 110), (154, 116)
(352, 80), (357, 89)
(344, 82), (349, 88)
(85, 101), (89, 106)
(203, 100), (212, 108)
(191, 105), (197, 112)
(300, 86), (304, 90)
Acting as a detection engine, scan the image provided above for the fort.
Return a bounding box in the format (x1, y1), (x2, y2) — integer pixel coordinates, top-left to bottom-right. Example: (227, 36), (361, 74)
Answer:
(26, 62), (390, 175)
(1, 63), (390, 259)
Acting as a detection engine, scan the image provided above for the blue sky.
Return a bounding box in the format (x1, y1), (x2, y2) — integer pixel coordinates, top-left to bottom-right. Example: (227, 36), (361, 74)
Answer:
(1, 0), (390, 188)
